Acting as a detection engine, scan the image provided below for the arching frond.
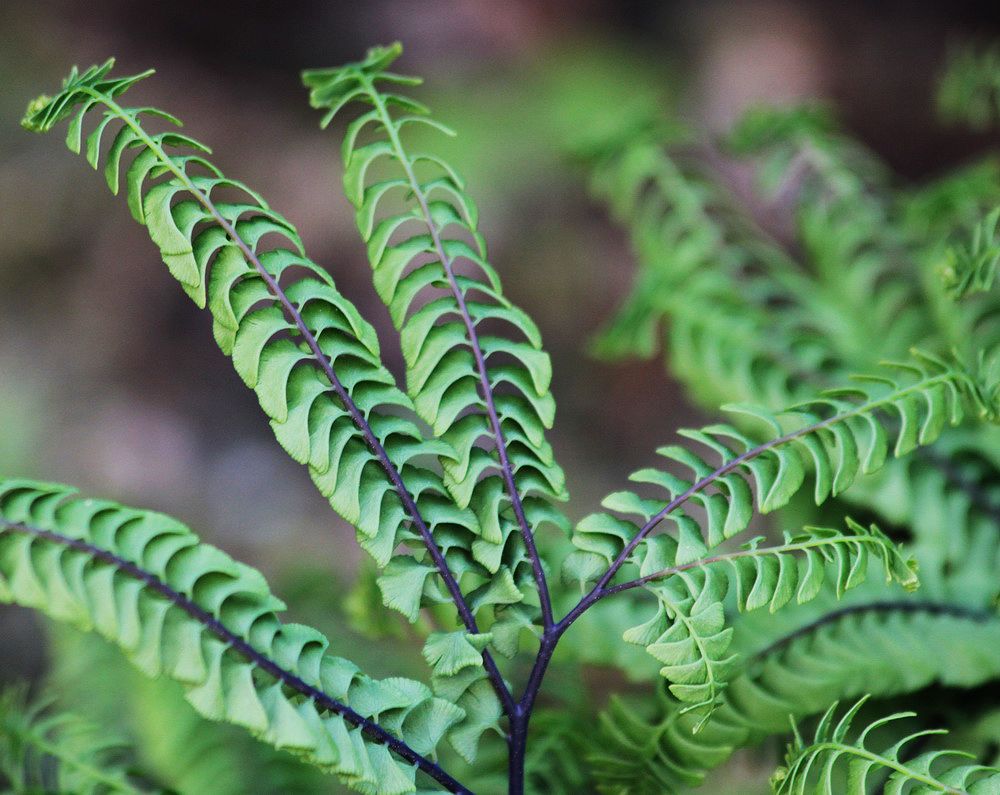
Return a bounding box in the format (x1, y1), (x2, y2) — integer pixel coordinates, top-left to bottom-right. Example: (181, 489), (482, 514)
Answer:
(583, 110), (926, 413)
(568, 352), (993, 586)
(567, 351), (993, 726)
(46, 626), (336, 795)
(615, 520), (916, 727)
(773, 696), (1000, 794)
(22, 60), (519, 758)
(0, 684), (160, 794)
(20, 58), (475, 587)
(302, 43), (569, 639)
(0, 479), (466, 795)
(591, 592), (1000, 791)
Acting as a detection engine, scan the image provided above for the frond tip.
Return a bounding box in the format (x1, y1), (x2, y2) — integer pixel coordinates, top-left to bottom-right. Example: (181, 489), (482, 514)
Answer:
(619, 519), (916, 729)
(773, 696), (1000, 793)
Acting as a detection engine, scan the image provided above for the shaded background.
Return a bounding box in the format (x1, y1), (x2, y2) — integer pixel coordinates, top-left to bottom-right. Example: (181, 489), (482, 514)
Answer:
(1, 0), (1000, 783)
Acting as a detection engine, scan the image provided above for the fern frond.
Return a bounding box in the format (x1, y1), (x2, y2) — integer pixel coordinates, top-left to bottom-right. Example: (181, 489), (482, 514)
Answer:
(303, 44), (569, 635)
(727, 103), (888, 201)
(568, 351), (992, 584)
(940, 207), (1000, 299)
(613, 520), (916, 728)
(937, 43), (1000, 131)
(0, 479), (468, 795)
(843, 426), (1000, 596)
(22, 60), (520, 751)
(773, 696), (1000, 793)
(584, 112), (924, 409)
(566, 352), (991, 724)
(46, 626), (336, 795)
(0, 684), (158, 794)
(592, 593), (1000, 791)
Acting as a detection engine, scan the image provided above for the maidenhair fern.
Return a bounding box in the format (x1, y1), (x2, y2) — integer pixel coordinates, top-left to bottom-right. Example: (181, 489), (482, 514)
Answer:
(4, 38), (1000, 794)
(0, 684), (160, 794)
(773, 697), (1000, 793)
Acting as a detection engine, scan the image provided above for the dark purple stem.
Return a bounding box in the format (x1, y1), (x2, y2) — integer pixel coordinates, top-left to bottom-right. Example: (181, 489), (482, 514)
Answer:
(750, 600), (994, 661)
(2, 521), (472, 794)
(91, 90), (516, 719)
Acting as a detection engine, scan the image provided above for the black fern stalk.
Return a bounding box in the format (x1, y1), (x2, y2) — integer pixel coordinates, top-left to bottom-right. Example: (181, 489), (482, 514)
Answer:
(4, 37), (1000, 794)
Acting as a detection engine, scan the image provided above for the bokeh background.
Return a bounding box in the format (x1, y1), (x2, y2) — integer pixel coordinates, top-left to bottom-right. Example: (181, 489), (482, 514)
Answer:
(2, 0), (1000, 789)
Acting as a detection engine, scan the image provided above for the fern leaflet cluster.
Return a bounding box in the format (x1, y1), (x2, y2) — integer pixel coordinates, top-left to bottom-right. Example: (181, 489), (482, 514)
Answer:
(773, 697), (1000, 793)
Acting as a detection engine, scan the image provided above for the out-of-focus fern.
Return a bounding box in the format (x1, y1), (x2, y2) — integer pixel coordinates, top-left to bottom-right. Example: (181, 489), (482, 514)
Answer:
(0, 684), (160, 794)
(940, 207), (1000, 299)
(938, 43), (1000, 131)
(46, 626), (337, 795)
(772, 696), (1000, 793)
(582, 55), (1000, 792)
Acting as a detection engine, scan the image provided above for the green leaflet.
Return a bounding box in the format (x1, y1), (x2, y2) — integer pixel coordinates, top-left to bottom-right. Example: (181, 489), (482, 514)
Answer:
(0, 479), (463, 795)
(940, 207), (1000, 300)
(0, 684), (160, 794)
(773, 697), (1000, 794)
(302, 44), (570, 625)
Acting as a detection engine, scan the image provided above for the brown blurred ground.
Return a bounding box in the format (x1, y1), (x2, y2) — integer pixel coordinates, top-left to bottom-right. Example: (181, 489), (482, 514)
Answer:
(1, 0), (999, 689)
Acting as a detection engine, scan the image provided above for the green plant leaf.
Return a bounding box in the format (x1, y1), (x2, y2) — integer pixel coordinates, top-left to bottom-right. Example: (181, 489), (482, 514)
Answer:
(0, 479), (464, 795)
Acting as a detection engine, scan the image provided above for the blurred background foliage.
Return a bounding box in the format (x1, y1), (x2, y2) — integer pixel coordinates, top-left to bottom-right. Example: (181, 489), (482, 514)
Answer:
(2, 1), (1000, 791)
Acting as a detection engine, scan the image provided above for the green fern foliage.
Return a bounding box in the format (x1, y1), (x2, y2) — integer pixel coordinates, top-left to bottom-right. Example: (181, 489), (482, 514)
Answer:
(0, 684), (158, 794)
(568, 351), (990, 586)
(567, 351), (987, 724)
(938, 43), (1000, 131)
(941, 207), (1000, 299)
(772, 696), (1000, 794)
(20, 58), (536, 762)
(0, 479), (464, 795)
(592, 594), (1000, 792)
(302, 43), (569, 632)
(614, 520), (915, 729)
(45, 626), (336, 795)
(19, 58), (467, 575)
